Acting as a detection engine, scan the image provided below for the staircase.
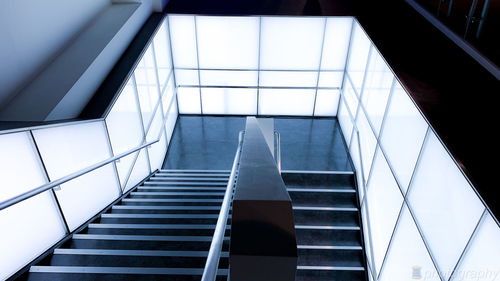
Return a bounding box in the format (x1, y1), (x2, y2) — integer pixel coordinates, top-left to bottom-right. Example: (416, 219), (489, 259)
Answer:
(23, 169), (231, 281)
(283, 171), (367, 281)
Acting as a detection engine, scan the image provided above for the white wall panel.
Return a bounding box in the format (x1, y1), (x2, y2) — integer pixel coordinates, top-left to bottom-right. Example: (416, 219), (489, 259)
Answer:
(379, 205), (440, 281)
(32, 122), (120, 230)
(380, 82), (428, 193)
(177, 87), (201, 114)
(174, 69), (199, 86)
(153, 18), (172, 91)
(347, 21), (371, 93)
(314, 90), (340, 116)
(338, 98), (354, 145)
(356, 109), (377, 182)
(408, 131), (485, 275)
(365, 147), (404, 275)
(165, 96), (178, 142)
(318, 71), (344, 88)
(361, 49), (393, 136)
(196, 16), (259, 69)
(201, 88), (257, 115)
(259, 89), (315, 116)
(200, 70), (257, 87)
(451, 213), (500, 281)
(0, 132), (66, 280)
(260, 17), (324, 70)
(106, 78), (144, 186)
(321, 18), (352, 70)
(168, 15), (197, 68)
(259, 71), (317, 87)
(125, 149), (150, 192)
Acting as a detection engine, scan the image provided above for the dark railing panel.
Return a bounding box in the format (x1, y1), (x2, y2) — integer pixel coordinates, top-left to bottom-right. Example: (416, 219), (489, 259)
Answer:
(230, 117), (297, 281)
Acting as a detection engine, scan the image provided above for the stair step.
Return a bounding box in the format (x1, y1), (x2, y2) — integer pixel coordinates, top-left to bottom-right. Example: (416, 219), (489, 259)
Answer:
(282, 172), (355, 189)
(297, 247), (364, 267)
(121, 198), (223, 206)
(66, 235), (229, 251)
(143, 182), (227, 186)
(295, 266), (365, 281)
(293, 208), (359, 226)
(150, 177), (229, 181)
(288, 189), (357, 208)
(137, 186), (226, 191)
(129, 191), (224, 199)
(154, 174), (230, 178)
(44, 250), (229, 268)
(159, 169), (230, 173)
(295, 226), (361, 246)
(111, 205), (222, 214)
(28, 266), (228, 281)
(99, 213), (224, 224)
(85, 223), (230, 236)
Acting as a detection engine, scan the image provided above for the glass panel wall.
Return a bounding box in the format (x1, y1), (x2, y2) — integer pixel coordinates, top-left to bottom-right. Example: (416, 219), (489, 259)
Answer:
(169, 16), (353, 116)
(337, 19), (497, 281)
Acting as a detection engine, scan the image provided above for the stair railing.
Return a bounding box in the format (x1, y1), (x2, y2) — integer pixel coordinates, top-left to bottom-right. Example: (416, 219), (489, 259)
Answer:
(201, 130), (245, 281)
(0, 139), (159, 212)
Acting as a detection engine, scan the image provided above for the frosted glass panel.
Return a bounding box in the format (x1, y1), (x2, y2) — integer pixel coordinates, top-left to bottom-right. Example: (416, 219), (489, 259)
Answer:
(125, 149), (150, 192)
(451, 213), (500, 281)
(201, 88), (257, 115)
(349, 132), (363, 201)
(54, 164), (119, 230)
(200, 70), (257, 87)
(153, 19), (172, 90)
(32, 122), (111, 178)
(165, 97), (178, 142)
(408, 131), (484, 274)
(380, 83), (428, 193)
(135, 46), (160, 127)
(343, 79), (359, 117)
(177, 87), (201, 114)
(106, 78), (144, 186)
(196, 16), (259, 69)
(379, 205), (440, 281)
(162, 76), (175, 114)
(148, 133), (167, 171)
(0, 132), (46, 201)
(32, 122), (120, 231)
(347, 21), (371, 93)
(314, 90), (340, 116)
(169, 15), (197, 68)
(259, 89), (315, 116)
(321, 17), (352, 70)
(365, 147), (404, 274)
(259, 71), (318, 87)
(361, 49), (393, 136)
(356, 109), (377, 182)
(146, 105), (164, 142)
(318, 71), (344, 88)
(175, 69), (199, 86)
(260, 17), (324, 70)
(338, 98), (354, 145)
(0, 192), (66, 281)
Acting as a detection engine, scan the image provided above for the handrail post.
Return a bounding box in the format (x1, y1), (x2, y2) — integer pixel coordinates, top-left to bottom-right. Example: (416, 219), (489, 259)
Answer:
(274, 130), (281, 174)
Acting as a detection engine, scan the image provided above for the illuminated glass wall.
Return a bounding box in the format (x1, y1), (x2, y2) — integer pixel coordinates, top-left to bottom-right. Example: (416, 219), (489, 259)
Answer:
(0, 17), (176, 280)
(168, 15), (352, 116)
(339, 20), (500, 281)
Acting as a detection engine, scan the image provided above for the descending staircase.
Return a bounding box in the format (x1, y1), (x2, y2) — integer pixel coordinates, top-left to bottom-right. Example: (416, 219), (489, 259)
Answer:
(283, 171), (367, 281)
(23, 169), (231, 281)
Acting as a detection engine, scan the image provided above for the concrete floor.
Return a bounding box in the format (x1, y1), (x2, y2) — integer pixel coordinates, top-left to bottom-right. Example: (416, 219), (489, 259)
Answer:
(162, 116), (353, 171)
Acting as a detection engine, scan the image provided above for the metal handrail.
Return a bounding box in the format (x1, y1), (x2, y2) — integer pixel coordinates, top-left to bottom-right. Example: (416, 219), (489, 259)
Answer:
(274, 130), (281, 174)
(201, 130), (245, 281)
(0, 139), (158, 211)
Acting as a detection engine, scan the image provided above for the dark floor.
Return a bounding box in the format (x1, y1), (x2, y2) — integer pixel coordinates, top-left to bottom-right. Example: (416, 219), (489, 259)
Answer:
(164, 0), (500, 228)
(162, 116), (352, 171)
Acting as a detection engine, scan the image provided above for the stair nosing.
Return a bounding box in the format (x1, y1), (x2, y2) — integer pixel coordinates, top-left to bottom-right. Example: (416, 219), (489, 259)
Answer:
(29, 266), (228, 275)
